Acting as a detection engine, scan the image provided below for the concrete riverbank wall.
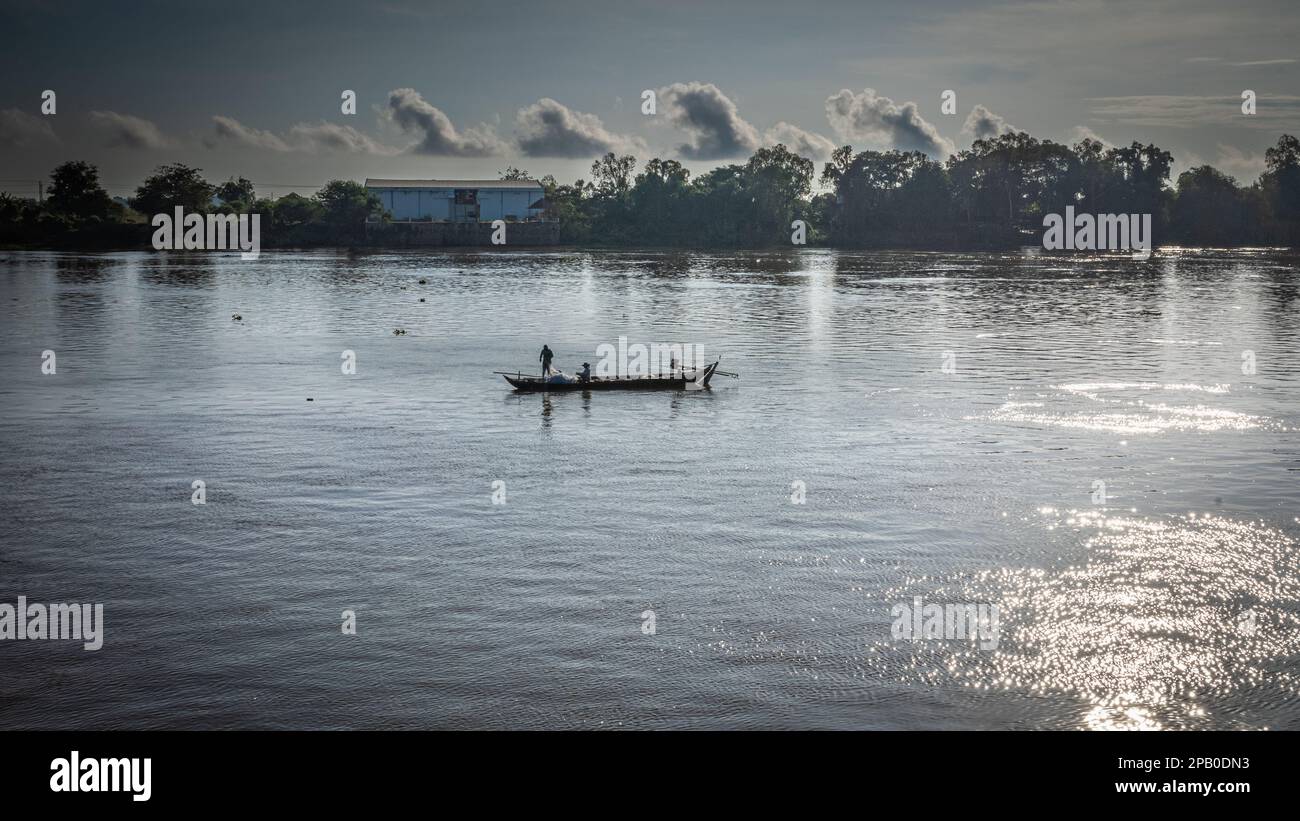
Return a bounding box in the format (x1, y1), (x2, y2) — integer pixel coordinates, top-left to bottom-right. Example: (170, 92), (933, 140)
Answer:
(363, 221), (560, 247)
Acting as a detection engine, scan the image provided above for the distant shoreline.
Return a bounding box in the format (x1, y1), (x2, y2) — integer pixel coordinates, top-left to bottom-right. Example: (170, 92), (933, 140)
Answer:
(4, 240), (1296, 255)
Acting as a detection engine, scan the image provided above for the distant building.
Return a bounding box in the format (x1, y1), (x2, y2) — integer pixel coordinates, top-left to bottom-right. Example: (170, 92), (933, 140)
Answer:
(365, 179), (547, 222)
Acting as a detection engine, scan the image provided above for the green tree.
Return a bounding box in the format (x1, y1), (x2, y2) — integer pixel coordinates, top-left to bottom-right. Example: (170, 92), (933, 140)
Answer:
(315, 180), (383, 233)
(1105, 142), (1173, 220)
(1262, 134), (1300, 240)
(545, 177), (593, 243)
(1172, 166), (1254, 245)
(1071, 137), (1113, 211)
(892, 155), (954, 235)
(215, 177), (256, 210)
(47, 160), (113, 221)
(948, 132), (1043, 226)
(272, 192), (322, 227)
(629, 158), (692, 244)
(0, 192), (29, 223)
(831, 150), (949, 242)
(132, 164), (214, 216)
(819, 145), (855, 189)
(249, 197), (277, 227)
(590, 153), (637, 198)
(588, 154), (638, 242)
(691, 164), (747, 246)
(944, 133), (1082, 233)
(742, 144), (814, 244)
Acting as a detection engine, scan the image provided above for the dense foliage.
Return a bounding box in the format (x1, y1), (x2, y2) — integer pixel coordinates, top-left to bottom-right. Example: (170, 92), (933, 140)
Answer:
(529, 133), (1300, 248)
(4, 133), (1300, 248)
(0, 162), (383, 247)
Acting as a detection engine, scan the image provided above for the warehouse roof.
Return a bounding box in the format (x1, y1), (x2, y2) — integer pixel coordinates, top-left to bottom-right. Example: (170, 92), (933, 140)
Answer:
(365, 179), (544, 190)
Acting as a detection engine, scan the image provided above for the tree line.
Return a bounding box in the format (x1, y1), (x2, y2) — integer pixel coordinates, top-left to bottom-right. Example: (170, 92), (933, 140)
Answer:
(3, 132), (1299, 249)
(538, 133), (1300, 248)
(0, 162), (383, 248)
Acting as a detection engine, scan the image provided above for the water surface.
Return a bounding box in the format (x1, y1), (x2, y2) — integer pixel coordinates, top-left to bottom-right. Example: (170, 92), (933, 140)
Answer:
(1, 248), (1297, 730)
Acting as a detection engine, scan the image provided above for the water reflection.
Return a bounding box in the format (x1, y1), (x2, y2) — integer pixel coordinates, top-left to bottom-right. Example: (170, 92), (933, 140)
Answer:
(138, 255), (215, 288)
(54, 255), (113, 285)
(878, 509), (1300, 730)
(982, 381), (1285, 435)
(510, 384), (714, 430)
(54, 255), (117, 333)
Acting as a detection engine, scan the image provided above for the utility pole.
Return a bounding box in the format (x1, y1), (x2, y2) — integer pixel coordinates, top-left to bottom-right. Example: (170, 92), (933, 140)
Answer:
(37, 181), (43, 204)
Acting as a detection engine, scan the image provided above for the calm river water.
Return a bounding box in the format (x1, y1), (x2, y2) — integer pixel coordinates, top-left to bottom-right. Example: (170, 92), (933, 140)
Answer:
(1, 248), (1297, 730)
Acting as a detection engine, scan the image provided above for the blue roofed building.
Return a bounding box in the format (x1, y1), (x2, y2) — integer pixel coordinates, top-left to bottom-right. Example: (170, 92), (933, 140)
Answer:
(365, 179), (547, 223)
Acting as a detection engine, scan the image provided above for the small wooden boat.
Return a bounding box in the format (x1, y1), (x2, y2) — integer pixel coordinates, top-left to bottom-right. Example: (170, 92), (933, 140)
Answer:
(498, 361), (721, 392)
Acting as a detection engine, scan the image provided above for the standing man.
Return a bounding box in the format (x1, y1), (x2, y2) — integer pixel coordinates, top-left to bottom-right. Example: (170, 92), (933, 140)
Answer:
(539, 344), (554, 376)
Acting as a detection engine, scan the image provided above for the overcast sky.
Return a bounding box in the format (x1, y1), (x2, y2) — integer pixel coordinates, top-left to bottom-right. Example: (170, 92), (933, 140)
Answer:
(1, 0), (1297, 200)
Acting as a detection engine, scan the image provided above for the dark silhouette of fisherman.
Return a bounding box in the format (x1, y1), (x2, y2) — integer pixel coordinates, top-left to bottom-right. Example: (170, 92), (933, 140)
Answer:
(539, 345), (554, 376)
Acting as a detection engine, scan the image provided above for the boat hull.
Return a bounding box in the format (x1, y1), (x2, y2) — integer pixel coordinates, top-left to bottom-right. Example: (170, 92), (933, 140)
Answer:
(503, 362), (719, 392)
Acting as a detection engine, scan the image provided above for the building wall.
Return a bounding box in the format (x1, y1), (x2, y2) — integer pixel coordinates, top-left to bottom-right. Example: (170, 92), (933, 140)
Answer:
(369, 187), (541, 222)
(477, 190), (539, 221)
(363, 220), (559, 246)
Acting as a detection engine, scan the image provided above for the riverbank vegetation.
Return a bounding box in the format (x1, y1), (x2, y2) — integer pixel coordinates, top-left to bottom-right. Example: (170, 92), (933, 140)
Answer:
(544, 133), (1300, 248)
(0, 163), (383, 249)
(3, 133), (1298, 249)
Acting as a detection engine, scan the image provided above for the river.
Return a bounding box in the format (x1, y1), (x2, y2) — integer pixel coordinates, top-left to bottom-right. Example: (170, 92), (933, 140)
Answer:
(1, 247), (1297, 729)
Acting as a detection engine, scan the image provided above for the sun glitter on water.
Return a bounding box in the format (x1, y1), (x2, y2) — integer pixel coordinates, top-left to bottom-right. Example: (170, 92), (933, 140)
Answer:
(878, 509), (1300, 730)
(978, 382), (1285, 435)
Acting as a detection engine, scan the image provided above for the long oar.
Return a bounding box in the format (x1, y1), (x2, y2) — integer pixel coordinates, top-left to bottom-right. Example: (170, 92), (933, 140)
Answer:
(682, 365), (739, 378)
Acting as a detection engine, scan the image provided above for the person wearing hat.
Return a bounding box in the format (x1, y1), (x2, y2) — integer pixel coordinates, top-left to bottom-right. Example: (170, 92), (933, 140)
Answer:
(579, 362), (591, 384)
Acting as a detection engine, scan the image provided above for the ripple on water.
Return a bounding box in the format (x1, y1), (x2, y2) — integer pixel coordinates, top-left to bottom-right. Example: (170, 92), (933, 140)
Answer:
(980, 381), (1285, 435)
(874, 510), (1300, 730)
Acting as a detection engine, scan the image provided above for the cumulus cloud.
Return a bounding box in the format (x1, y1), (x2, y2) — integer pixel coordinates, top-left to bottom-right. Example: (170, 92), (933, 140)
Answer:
(514, 98), (644, 157)
(658, 82), (761, 160)
(764, 122), (837, 162)
(0, 108), (57, 148)
(291, 122), (392, 154)
(386, 87), (505, 156)
(825, 88), (954, 157)
(207, 116), (395, 155)
(1065, 125), (1111, 148)
(962, 105), (1017, 141)
(89, 111), (168, 149)
(208, 115), (290, 151)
